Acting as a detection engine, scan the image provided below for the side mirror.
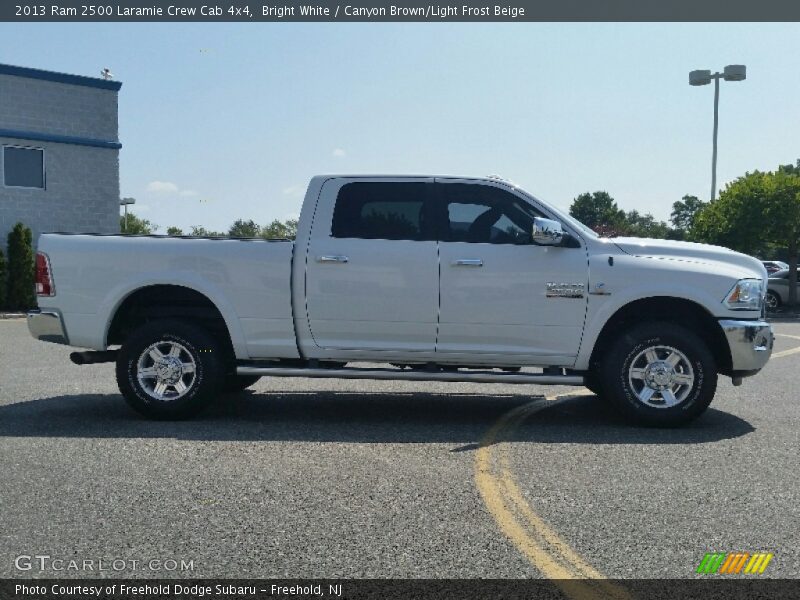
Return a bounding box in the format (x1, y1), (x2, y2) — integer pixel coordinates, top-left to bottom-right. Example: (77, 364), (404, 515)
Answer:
(532, 217), (564, 246)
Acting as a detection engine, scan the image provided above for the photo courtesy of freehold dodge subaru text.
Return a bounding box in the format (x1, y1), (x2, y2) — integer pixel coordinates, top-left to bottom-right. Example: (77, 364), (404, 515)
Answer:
(1, 2), (799, 599)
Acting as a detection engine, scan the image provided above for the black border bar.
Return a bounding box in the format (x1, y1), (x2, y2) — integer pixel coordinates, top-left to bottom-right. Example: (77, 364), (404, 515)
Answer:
(2, 580), (800, 600)
(3, 0), (800, 22)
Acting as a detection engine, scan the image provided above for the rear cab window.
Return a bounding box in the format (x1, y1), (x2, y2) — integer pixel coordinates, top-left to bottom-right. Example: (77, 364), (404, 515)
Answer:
(331, 182), (434, 241)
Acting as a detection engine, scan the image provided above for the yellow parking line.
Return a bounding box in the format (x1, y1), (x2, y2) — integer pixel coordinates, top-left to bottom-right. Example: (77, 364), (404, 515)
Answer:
(772, 346), (800, 358)
(770, 334), (800, 359)
(475, 389), (631, 599)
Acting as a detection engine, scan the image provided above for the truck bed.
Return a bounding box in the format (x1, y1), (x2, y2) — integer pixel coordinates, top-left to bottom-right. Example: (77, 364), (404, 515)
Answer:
(36, 233), (299, 359)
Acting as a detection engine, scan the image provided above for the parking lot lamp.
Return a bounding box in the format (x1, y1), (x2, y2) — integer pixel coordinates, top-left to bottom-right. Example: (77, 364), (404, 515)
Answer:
(689, 65), (746, 201)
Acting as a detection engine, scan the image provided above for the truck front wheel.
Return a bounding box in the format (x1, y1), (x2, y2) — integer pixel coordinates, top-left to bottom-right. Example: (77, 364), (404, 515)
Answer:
(116, 320), (224, 420)
(598, 322), (717, 427)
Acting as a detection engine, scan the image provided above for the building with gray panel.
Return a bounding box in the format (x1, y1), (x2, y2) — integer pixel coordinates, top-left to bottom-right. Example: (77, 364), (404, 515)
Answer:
(0, 63), (122, 245)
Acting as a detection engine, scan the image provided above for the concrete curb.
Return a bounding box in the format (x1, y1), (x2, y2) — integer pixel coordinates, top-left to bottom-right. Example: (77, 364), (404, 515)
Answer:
(0, 312), (26, 320)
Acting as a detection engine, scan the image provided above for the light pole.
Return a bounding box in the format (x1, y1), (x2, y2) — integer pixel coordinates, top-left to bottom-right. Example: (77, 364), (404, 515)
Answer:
(689, 65), (746, 201)
(120, 197), (135, 232)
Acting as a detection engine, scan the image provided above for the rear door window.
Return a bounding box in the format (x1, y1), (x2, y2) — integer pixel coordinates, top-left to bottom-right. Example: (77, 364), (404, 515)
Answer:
(331, 182), (433, 241)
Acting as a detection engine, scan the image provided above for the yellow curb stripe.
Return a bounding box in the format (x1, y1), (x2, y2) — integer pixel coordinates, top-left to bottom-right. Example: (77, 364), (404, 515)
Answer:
(475, 389), (631, 600)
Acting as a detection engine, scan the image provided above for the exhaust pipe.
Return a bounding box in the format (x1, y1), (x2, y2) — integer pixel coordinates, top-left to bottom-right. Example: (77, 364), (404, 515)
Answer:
(70, 350), (118, 365)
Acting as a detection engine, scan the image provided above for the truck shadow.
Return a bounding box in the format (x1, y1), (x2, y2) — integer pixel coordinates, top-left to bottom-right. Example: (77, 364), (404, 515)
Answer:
(0, 390), (754, 445)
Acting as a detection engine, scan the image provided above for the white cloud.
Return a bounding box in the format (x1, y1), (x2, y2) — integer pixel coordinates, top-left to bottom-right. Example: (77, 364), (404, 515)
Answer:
(146, 180), (179, 194)
(283, 212), (300, 222)
(179, 189), (198, 197)
(282, 185), (305, 197)
(332, 148), (346, 158)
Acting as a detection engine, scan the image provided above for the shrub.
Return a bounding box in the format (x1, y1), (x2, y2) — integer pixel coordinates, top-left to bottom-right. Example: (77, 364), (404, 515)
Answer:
(7, 222), (35, 311)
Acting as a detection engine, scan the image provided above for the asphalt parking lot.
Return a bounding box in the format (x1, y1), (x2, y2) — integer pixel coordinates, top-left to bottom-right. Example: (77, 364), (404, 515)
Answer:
(1, 318), (799, 580)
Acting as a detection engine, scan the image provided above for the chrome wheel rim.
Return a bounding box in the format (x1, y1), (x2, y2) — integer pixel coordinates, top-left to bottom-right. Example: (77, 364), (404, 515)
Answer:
(136, 340), (197, 401)
(766, 292), (778, 309)
(628, 345), (694, 409)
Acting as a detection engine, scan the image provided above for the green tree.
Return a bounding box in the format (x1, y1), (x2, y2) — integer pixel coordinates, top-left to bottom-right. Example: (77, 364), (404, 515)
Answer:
(229, 219), (261, 238)
(778, 159), (800, 175)
(120, 212), (157, 234)
(693, 168), (800, 305)
(0, 248), (7, 309)
(189, 225), (225, 237)
(261, 218), (299, 240)
(166, 226), (184, 236)
(766, 169), (800, 305)
(670, 195), (707, 237)
(7, 222), (35, 311)
(569, 191), (627, 236)
(623, 210), (673, 239)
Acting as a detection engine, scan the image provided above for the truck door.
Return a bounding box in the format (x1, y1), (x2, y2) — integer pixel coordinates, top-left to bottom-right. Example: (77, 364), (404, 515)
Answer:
(435, 179), (589, 363)
(305, 178), (439, 353)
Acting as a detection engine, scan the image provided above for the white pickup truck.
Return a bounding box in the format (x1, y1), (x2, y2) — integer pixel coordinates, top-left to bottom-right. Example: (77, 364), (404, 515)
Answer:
(28, 175), (773, 426)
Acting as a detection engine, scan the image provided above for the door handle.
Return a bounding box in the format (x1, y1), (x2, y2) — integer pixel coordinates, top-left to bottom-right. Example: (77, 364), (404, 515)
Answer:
(317, 255), (349, 263)
(453, 258), (483, 267)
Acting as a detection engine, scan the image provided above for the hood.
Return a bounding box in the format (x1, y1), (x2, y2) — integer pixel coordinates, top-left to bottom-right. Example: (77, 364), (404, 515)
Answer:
(611, 237), (767, 280)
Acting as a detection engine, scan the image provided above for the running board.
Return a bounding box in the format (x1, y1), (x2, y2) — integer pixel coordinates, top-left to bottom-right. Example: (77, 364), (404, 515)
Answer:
(236, 365), (584, 386)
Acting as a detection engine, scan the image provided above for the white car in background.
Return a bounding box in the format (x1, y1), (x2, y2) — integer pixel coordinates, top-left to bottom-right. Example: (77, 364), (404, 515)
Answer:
(762, 260), (789, 275)
(766, 269), (795, 309)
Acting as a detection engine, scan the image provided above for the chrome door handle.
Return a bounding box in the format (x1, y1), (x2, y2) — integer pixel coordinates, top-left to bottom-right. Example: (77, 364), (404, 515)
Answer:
(317, 255), (349, 263)
(453, 258), (483, 267)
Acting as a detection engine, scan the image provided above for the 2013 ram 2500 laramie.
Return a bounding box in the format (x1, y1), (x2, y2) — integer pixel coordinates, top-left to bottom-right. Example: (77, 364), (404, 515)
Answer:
(28, 175), (774, 426)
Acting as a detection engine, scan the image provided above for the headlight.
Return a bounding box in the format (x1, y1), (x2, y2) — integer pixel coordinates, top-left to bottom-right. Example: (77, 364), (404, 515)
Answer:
(723, 279), (764, 311)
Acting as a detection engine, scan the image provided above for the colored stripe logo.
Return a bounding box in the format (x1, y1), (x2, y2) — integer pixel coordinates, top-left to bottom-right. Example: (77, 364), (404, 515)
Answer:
(697, 552), (773, 574)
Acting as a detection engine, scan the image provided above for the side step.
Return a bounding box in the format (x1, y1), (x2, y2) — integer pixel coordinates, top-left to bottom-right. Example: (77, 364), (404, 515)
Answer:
(237, 365), (584, 386)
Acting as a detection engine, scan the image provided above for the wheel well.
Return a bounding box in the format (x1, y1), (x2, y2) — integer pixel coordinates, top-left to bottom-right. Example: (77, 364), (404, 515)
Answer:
(107, 285), (235, 363)
(589, 297), (732, 375)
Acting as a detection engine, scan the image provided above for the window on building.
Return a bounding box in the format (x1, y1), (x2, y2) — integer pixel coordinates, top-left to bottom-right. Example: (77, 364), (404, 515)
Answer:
(3, 146), (45, 189)
(331, 182), (432, 241)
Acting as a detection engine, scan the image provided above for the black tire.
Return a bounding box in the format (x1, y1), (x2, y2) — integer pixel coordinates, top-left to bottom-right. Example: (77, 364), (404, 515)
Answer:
(584, 382), (602, 397)
(598, 322), (717, 427)
(116, 319), (224, 420)
(766, 290), (782, 310)
(223, 374), (261, 393)
(583, 371), (603, 397)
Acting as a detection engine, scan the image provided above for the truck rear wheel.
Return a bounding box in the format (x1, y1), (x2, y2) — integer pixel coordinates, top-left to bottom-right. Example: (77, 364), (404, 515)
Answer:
(116, 319), (224, 420)
(598, 322), (717, 427)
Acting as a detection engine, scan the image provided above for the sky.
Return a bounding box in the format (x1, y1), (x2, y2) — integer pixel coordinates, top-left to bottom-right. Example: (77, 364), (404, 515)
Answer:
(1, 22), (799, 232)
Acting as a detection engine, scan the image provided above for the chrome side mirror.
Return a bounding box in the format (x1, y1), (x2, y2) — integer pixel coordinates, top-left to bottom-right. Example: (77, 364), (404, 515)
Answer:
(532, 217), (564, 246)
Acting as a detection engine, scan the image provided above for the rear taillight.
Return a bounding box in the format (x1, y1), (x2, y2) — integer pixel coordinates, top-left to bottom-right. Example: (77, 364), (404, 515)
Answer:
(35, 252), (55, 296)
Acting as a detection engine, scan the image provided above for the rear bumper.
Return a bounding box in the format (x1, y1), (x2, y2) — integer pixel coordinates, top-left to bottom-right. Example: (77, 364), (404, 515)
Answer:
(27, 309), (69, 345)
(719, 319), (773, 376)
